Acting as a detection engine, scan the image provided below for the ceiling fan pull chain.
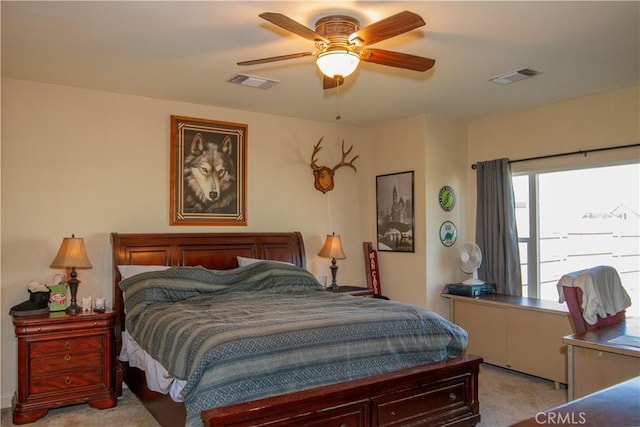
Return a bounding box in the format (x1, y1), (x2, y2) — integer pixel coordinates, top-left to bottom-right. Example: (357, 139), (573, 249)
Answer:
(335, 82), (341, 121)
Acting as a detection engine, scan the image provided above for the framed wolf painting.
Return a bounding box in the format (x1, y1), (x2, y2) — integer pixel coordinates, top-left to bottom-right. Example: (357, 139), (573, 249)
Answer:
(376, 171), (415, 252)
(170, 115), (247, 226)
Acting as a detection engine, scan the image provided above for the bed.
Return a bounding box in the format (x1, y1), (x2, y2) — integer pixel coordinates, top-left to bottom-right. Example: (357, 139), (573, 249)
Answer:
(111, 231), (481, 427)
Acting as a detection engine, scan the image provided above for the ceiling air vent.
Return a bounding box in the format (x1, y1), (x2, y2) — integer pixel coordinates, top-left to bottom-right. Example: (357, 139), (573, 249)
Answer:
(489, 68), (540, 85)
(228, 74), (279, 89)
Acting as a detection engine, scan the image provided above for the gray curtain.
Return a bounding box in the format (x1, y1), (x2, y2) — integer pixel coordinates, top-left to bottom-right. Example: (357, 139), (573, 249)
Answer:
(475, 158), (522, 295)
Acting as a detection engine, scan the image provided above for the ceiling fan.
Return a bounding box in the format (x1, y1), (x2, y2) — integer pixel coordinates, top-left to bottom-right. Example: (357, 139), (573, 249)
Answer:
(237, 10), (436, 89)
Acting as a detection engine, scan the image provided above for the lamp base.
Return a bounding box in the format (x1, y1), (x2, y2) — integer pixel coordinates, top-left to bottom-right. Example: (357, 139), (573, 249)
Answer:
(66, 303), (82, 315)
(329, 260), (340, 290)
(66, 272), (81, 316)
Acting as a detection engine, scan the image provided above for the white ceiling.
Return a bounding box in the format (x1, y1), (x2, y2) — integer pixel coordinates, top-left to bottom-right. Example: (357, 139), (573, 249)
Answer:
(2, 1), (638, 127)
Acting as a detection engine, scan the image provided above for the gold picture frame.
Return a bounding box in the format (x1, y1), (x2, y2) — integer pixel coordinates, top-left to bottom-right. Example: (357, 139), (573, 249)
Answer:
(170, 115), (247, 226)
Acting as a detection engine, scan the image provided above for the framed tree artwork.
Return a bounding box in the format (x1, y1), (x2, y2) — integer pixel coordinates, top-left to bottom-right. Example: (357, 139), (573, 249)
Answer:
(170, 115), (247, 226)
(376, 171), (415, 252)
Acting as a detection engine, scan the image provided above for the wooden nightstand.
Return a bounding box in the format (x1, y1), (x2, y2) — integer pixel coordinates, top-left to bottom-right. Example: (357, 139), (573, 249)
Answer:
(11, 309), (118, 424)
(327, 286), (374, 297)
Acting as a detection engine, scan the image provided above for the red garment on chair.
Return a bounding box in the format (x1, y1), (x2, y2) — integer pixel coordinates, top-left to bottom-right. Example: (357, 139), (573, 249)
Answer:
(562, 286), (626, 334)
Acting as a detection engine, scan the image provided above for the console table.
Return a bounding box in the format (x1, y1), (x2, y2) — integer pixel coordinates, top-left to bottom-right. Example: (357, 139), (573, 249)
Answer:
(442, 293), (573, 385)
(563, 317), (640, 399)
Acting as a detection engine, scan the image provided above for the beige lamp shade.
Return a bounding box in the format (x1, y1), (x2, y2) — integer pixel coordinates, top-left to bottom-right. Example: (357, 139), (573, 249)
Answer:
(318, 233), (346, 260)
(50, 234), (93, 269)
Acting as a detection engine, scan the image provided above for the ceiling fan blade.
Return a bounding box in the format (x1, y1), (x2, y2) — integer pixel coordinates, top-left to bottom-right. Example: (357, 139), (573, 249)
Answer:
(350, 11), (425, 46)
(323, 75), (344, 90)
(259, 12), (329, 44)
(360, 48), (435, 72)
(237, 52), (314, 66)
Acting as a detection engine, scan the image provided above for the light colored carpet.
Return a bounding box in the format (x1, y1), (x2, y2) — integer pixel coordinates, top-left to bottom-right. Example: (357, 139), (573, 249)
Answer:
(0, 387), (160, 427)
(478, 363), (567, 426)
(1, 364), (566, 426)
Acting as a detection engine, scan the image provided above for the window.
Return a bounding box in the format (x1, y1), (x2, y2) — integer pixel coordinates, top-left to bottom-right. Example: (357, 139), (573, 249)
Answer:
(513, 162), (639, 318)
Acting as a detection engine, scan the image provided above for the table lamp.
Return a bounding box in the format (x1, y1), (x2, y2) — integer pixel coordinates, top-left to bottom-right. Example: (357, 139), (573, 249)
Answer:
(50, 234), (93, 315)
(318, 232), (346, 290)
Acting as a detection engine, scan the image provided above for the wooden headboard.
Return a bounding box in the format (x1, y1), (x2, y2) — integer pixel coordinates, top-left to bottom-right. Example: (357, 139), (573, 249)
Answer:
(110, 231), (306, 350)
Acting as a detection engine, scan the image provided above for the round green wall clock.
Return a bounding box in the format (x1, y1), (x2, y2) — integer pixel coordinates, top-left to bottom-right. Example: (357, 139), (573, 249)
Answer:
(438, 185), (456, 211)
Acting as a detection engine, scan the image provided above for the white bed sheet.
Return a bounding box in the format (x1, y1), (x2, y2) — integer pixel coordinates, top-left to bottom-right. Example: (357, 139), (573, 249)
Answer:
(119, 329), (186, 402)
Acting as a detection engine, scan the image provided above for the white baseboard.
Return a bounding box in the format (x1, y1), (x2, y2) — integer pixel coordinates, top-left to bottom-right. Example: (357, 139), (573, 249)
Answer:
(1, 393), (13, 410)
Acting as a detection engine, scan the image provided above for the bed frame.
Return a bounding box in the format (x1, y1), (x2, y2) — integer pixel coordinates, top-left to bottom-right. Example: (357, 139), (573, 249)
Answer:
(111, 232), (481, 427)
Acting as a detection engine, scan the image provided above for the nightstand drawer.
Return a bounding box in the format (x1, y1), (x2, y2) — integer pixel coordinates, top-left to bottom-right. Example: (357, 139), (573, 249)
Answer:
(31, 368), (104, 394)
(31, 351), (103, 376)
(30, 335), (102, 356)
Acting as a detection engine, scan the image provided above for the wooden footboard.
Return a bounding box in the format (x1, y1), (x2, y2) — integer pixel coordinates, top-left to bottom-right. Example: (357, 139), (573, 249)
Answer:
(202, 355), (482, 427)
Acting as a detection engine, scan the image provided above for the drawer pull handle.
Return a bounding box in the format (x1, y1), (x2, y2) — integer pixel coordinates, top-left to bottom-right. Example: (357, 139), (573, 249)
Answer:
(64, 354), (72, 362)
(64, 376), (72, 385)
(390, 411), (396, 416)
(340, 424), (348, 427)
(64, 341), (72, 350)
(449, 393), (457, 401)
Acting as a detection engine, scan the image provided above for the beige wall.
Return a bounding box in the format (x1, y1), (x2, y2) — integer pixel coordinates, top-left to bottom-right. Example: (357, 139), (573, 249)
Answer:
(367, 114), (469, 316)
(0, 78), (374, 405)
(359, 84), (640, 322)
(2, 78), (637, 408)
(466, 85), (640, 235)
(423, 115), (469, 316)
(369, 116), (428, 306)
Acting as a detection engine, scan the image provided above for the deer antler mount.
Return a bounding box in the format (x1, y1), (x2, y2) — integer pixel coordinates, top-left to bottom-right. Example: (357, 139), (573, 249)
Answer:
(310, 137), (359, 193)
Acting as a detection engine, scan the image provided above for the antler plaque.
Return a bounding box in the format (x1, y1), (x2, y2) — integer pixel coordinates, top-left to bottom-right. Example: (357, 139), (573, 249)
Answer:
(310, 137), (359, 193)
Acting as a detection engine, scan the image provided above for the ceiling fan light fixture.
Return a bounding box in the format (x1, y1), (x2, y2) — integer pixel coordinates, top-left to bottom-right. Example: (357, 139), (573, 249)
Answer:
(316, 50), (360, 79)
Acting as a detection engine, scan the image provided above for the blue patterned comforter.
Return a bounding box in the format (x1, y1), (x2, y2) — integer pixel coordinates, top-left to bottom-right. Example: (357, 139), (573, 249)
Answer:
(119, 263), (468, 426)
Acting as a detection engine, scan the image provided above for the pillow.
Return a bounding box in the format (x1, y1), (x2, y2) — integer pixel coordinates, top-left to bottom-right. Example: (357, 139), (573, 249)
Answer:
(117, 265), (171, 280)
(236, 256), (294, 267)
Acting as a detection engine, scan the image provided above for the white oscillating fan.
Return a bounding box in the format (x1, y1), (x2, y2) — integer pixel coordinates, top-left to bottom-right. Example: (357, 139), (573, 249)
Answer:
(457, 242), (484, 285)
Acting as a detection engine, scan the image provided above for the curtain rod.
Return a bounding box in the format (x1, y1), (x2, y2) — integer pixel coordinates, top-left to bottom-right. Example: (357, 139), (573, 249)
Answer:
(471, 143), (640, 169)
